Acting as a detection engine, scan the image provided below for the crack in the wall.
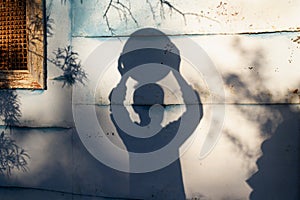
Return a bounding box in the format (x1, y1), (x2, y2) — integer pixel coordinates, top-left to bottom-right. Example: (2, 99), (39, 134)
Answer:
(71, 29), (300, 38)
(0, 186), (140, 200)
(0, 125), (72, 130)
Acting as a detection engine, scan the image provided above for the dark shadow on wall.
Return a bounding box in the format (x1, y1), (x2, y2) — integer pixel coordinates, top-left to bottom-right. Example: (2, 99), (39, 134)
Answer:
(0, 81), (29, 176)
(0, 89), (21, 130)
(108, 28), (203, 199)
(247, 106), (300, 200)
(46, 0), (55, 38)
(226, 37), (300, 200)
(224, 76), (300, 200)
(0, 131), (29, 176)
(52, 45), (87, 87)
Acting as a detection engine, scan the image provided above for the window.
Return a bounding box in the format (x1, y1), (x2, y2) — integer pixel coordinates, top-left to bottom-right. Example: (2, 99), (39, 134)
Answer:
(0, 0), (45, 89)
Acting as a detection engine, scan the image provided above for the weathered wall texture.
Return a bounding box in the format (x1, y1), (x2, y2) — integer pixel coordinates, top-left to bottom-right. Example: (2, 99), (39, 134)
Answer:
(0, 0), (299, 199)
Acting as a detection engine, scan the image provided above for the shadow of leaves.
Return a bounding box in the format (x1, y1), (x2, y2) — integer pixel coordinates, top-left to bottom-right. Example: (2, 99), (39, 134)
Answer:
(0, 88), (28, 176)
(0, 90), (21, 130)
(52, 46), (87, 87)
(0, 131), (29, 176)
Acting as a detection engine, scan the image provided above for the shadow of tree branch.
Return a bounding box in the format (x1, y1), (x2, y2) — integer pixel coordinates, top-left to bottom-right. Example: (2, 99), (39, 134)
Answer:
(0, 87), (29, 176)
(52, 45), (87, 87)
(0, 131), (29, 176)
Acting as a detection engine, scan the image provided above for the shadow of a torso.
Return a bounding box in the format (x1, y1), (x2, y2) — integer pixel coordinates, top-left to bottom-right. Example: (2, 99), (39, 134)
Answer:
(111, 112), (186, 199)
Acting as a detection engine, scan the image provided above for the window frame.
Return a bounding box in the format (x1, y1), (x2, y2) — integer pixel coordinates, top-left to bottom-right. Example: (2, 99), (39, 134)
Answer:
(0, 0), (46, 89)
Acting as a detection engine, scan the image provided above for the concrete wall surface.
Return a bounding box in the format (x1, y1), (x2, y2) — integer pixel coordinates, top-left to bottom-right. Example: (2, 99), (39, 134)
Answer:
(0, 0), (299, 199)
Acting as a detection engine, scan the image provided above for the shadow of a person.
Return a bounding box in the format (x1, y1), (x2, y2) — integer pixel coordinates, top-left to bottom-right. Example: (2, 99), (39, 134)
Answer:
(109, 28), (203, 199)
(247, 106), (300, 200)
(114, 83), (179, 153)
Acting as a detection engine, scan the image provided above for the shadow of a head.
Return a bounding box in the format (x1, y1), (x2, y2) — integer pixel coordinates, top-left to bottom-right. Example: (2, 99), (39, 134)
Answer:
(118, 28), (181, 81)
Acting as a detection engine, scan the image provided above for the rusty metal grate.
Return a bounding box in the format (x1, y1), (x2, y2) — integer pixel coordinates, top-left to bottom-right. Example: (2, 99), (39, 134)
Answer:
(0, 0), (27, 70)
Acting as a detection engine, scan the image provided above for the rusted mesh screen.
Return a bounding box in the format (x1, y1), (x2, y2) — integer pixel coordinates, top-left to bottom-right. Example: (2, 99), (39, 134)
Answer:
(0, 0), (27, 70)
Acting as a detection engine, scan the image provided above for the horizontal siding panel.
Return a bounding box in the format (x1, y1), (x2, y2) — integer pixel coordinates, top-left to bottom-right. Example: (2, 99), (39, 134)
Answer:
(1, 104), (298, 199)
(72, 32), (300, 105)
(11, 32), (298, 127)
